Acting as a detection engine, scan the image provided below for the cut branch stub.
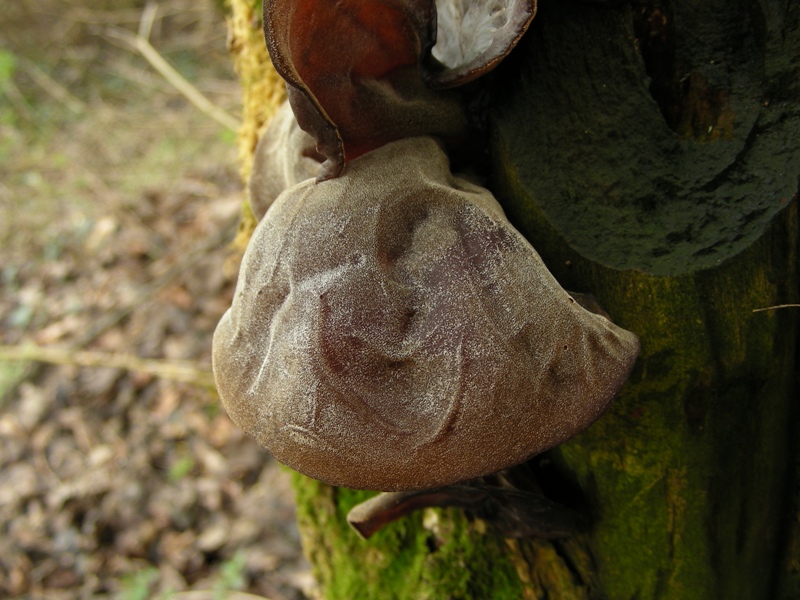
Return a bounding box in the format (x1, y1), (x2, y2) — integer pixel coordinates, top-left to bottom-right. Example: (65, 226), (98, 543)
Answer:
(213, 137), (640, 492)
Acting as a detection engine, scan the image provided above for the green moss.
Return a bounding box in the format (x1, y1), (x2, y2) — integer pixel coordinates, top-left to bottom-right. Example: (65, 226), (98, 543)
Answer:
(291, 472), (526, 599)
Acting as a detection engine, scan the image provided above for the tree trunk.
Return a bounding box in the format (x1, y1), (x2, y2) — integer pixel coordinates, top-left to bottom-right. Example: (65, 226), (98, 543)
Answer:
(227, 0), (800, 598)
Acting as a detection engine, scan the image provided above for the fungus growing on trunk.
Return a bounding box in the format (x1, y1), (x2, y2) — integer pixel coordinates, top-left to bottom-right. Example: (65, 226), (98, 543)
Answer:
(214, 0), (639, 536)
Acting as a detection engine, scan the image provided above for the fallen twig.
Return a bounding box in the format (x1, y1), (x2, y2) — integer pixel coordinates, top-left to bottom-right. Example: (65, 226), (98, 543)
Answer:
(0, 219), (235, 402)
(752, 304), (800, 313)
(0, 344), (215, 389)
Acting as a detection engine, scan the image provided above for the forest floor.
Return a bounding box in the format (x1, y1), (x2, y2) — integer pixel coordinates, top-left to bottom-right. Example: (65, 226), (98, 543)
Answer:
(0, 1), (312, 598)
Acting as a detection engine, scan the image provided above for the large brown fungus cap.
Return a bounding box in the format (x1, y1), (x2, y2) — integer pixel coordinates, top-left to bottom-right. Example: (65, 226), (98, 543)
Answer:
(213, 137), (640, 492)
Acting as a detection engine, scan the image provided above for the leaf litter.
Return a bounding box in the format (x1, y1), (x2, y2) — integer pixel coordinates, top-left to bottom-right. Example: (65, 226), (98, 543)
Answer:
(0, 1), (313, 598)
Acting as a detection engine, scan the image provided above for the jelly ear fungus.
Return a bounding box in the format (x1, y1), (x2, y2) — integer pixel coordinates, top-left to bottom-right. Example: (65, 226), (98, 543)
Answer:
(213, 0), (640, 537)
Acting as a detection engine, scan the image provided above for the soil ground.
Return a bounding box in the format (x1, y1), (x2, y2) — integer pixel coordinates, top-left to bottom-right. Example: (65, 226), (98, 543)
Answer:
(0, 1), (312, 598)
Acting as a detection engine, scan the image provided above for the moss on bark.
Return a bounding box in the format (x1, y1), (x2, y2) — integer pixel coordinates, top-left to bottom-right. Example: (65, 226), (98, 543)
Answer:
(226, 0), (285, 256)
(489, 1), (799, 597)
(291, 473), (529, 599)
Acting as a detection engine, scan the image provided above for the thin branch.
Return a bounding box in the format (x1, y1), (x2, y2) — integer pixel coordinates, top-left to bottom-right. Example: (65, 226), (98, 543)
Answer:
(0, 345), (215, 389)
(0, 201), (235, 399)
(752, 304), (800, 313)
(18, 58), (85, 114)
(137, 0), (159, 41)
(103, 25), (240, 132)
(1, 78), (34, 119)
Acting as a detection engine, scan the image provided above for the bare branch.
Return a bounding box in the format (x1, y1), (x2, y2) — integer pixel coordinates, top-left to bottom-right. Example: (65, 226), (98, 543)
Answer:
(752, 304), (800, 313)
(104, 24), (240, 132)
(18, 58), (85, 114)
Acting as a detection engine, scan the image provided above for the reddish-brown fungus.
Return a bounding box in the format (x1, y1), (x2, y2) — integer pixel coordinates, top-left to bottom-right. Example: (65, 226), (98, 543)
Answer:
(264, 0), (466, 180)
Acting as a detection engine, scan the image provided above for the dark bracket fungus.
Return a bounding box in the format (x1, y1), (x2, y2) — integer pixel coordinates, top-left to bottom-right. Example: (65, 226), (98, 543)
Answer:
(263, 0), (536, 180)
(215, 0), (640, 537)
(213, 137), (640, 492)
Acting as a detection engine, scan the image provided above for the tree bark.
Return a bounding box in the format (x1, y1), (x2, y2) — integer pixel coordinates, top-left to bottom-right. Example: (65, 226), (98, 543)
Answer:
(227, 0), (800, 598)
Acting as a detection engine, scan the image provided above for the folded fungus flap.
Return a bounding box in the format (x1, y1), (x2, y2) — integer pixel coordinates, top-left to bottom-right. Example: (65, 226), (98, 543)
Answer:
(262, 0), (534, 179)
(213, 137), (640, 492)
(264, 0), (452, 178)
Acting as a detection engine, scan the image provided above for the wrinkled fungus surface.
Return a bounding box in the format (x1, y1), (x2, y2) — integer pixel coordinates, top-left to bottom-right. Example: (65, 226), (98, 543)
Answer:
(213, 137), (640, 491)
(216, 0), (640, 494)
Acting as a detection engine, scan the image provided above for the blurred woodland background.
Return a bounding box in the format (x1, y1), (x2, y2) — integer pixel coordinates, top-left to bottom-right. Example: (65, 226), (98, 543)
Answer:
(0, 0), (312, 598)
